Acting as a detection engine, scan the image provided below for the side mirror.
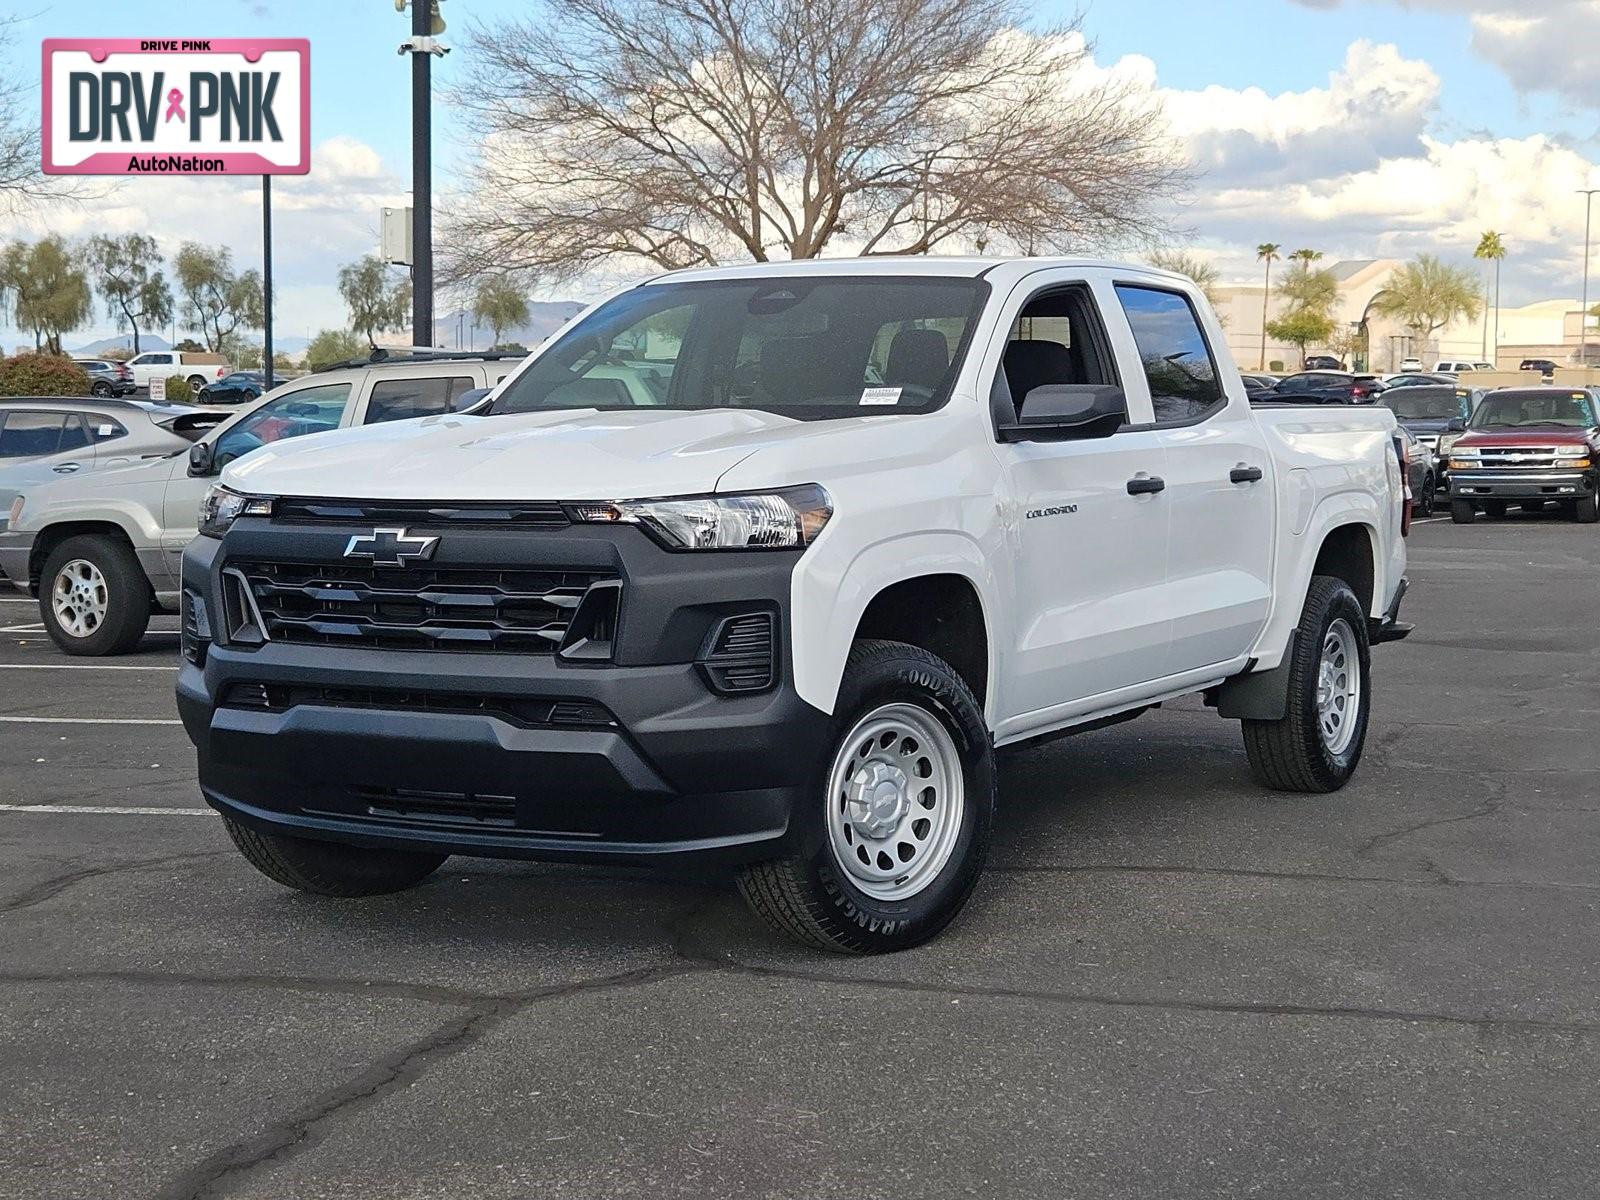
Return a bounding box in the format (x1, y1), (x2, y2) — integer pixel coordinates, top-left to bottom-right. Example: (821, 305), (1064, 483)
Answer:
(1446, 417), (1466, 432)
(999, 384), (1127, 443)
(187, 440), (216, 477)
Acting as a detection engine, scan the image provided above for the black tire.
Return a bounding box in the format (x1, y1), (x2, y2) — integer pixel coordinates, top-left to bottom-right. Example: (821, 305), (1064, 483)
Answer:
(1413, 475), (1434, 517)
(1578, 494), (1600, 524)
(186, 374), (206, 394)
(90, 380), (113, 397)
(38, 534), (151, 656)
(224, 817), (447, 897)
(1241, 576), (1371, 793)
(1484, 500), (1508, 519)
(1450, 499), (1475, 524)
(737, 639), (995, 954)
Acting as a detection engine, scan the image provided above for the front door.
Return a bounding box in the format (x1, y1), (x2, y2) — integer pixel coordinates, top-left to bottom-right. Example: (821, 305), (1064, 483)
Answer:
(992, 278), (1172, 723)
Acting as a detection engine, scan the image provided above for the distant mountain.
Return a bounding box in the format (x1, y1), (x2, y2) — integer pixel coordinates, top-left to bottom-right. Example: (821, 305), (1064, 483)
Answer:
(432, 301), (585, 350)
(72, 333), (171, 356)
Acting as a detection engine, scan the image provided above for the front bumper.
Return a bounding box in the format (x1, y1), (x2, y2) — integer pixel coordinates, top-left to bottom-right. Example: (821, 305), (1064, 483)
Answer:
(1449, 469), (1598, 502)
(179, 522), (830, 867)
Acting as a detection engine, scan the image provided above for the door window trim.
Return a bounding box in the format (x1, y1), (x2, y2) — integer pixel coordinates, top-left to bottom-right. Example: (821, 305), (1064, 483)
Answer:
(1111, 280), (1229, 432)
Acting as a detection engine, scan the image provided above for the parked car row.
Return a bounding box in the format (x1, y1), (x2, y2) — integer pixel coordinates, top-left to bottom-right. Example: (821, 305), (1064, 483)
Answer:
(0, 353), (516, 654)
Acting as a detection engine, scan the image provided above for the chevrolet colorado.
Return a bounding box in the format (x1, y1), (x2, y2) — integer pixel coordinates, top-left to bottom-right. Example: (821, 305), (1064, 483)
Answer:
(178, 258), (1410, 953)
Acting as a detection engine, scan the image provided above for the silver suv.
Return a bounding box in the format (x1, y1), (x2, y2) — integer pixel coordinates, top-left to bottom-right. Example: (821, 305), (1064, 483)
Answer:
(0, 353), (519, 654)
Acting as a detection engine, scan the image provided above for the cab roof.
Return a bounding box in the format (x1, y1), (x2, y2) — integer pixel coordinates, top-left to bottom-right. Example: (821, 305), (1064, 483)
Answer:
(645, 255), (1190, 288)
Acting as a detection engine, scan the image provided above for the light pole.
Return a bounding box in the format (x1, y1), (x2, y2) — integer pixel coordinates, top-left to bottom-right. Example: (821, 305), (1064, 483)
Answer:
(398, 1), (448, 349)
(1580, 189), (1600, 367)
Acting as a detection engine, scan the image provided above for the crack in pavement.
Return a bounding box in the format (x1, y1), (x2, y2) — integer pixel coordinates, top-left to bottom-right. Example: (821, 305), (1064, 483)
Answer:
(150, 963), (704, 1200)
(0, 850), (229, 916)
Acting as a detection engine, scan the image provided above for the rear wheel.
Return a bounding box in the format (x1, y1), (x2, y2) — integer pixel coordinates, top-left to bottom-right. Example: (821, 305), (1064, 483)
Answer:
(1413, 474), (1435, 517)
(738, 639), (995, 953)
(1577, 494), (1600, 524)
(1241, 576), (1371, 793)
(224, 818), (447, 897)
(1450, 499), (1475, 524)
(186, 374), (206, 394)
(89, 380), (113, 398)
(38, 534), (151, 656)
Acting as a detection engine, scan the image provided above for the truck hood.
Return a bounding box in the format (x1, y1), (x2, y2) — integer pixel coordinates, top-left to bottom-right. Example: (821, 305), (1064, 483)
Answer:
(1395, 417), (1458, 435)
(221, 408), (806, 500)
(1453, 426), (1600, 448)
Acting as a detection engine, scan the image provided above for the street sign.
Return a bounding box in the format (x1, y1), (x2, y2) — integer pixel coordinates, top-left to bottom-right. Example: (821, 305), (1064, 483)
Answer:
(42, 39), (310, 176)
(150, 376), (166, 402)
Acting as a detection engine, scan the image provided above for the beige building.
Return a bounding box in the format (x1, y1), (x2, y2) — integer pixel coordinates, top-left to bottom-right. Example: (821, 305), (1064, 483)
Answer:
(1213, 258), (1589, 372)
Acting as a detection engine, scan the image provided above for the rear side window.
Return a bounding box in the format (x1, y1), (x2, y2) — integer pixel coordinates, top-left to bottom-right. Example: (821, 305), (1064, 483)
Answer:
(1114, 285), (1223, 424)
(87, 415), (128, 442)
(364, 376), (479, 425)
(0, 411), (71, 457)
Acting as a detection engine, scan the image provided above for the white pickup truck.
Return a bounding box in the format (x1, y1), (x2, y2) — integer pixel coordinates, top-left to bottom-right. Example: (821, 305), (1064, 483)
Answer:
(176, 258), (1410, 953)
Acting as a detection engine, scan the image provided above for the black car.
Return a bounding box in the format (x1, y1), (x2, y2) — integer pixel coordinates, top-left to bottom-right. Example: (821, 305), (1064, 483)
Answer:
(1379, 384), (1473, 491)
(1383, 372), (1456, 389)
(197, 371), (287, 405)
(1304, 355), (1344, 370)
(1520, 359), (1558, 375)
(1239, 372), (1280, 391)
(72, 359), (137, 398)
(1248, 371), (1386, 404)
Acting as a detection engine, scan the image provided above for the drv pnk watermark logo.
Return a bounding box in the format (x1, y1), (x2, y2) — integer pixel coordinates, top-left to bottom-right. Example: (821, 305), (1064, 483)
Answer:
(42, 38), (309, 176)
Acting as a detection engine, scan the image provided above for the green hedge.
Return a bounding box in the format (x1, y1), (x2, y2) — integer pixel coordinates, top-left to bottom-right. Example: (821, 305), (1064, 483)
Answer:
(160, 373), (194, 401)
(0, 353), (91, 397)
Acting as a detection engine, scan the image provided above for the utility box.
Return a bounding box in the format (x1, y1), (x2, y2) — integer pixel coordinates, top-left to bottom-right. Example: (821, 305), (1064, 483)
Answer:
(382, 207), (414, 266)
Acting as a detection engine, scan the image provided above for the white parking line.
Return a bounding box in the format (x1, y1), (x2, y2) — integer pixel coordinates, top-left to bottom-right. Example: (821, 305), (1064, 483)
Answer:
(0, 716), (183, 726)
(0, 664), (178, 671)
(0, 803), (213, 816)
(0, 623), (45, 633)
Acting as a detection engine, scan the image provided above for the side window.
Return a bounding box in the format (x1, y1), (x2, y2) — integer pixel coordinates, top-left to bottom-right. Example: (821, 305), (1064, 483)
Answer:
(213, 383), (353, 468)
(364, 375), (477, 425)
(0, 412), (68, 458)
(1114, 285), (1224, 424)
(146, 353), (172, 366)
(997, 286), (1117, 419)
(88, 415), (128, 443)
(57, 414), (90, 452)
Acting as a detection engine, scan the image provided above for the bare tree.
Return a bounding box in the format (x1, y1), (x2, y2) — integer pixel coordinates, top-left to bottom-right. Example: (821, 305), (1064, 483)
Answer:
(447, 0), (1184, 284)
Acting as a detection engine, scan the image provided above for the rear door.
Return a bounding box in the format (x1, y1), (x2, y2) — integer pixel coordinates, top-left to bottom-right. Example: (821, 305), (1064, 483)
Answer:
(0, 410), (95, 473)
(1111, 283), (1275, 678)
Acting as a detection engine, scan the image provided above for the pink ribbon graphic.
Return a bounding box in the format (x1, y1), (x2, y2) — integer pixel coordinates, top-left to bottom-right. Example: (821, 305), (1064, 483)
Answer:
(164, 88), (185, 123)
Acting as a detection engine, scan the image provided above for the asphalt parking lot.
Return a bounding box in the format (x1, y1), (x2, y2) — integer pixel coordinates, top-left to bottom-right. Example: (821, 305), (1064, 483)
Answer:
(2, 514), (1598, 1199)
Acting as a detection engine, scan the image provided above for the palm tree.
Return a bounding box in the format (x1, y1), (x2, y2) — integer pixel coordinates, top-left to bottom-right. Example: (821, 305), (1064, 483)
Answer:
(1288, 248), (1323, 267)
(1255, 243), (1280, 369)
(1473, 231), (1506, 364)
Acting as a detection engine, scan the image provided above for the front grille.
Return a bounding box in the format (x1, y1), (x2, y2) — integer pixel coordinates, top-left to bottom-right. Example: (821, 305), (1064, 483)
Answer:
(229, 560), (616, 652)
(1475, 447), (1564, 469)
(221, 682), (617, 727)
(273, 497), (569, 528)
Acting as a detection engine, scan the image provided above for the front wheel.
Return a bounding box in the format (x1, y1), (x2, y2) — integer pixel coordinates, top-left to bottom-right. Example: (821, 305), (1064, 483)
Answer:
(1576, 494), (1600, 524)
(39, 534), (151, 656)
(1241, 576), (1371, 793)
(224, 818), (447, 897)
(1413, 474), (1435, 517)
(1450, 499), (1475, 524)
(738, 640), (995, 953)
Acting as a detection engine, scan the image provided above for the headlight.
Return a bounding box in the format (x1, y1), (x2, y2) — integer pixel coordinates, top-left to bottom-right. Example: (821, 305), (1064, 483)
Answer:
(568, 485), (833, 550)
(1438, 434), (1463, 456)
(1448, 459), (1479, 470)
(198, 484), (273, 538)
(1554, 445), (1592, 468)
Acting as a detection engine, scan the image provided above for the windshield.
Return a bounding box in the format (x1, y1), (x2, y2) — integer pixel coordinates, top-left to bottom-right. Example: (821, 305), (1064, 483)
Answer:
(1382, 387), (1460, 420)
(489, 277), (987, 420)
(1469, 390), (1597, 429)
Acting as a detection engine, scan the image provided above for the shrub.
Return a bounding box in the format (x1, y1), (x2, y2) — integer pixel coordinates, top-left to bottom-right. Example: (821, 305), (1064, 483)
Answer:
(1268, 360), (1285, 372)
(157, 373), (194, 401)
(0, 353), (91, 397)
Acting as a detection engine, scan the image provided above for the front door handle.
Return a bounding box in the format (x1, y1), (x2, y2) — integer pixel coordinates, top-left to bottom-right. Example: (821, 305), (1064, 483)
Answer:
(1230, 464), (1264, 484)
(1126, 474), (1166, 496)
(52, 462), (82, 474)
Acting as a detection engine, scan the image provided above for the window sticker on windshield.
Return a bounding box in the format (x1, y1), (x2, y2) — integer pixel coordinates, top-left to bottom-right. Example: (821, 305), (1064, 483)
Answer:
(860, 387), (902, 406)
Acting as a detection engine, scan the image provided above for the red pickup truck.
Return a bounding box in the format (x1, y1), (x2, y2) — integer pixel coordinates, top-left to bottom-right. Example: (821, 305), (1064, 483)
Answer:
(1447, 387), (1600, 523)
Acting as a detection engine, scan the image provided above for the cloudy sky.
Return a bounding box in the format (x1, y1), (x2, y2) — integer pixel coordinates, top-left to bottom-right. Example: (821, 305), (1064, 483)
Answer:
(5, 0), (1599, 346)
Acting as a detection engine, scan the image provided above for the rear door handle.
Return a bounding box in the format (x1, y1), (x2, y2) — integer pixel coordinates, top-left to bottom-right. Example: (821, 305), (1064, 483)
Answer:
(1230, 465), (1264, 484)
(52, 462), (82, 474)
(1126, 474), (1165, 495)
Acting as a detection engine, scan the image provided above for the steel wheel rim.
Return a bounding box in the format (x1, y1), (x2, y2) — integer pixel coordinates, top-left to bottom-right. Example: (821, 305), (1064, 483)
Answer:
(1316, 618), (1361, 755)
(51, 559), (109, 639)
(825, 702), (966, 901)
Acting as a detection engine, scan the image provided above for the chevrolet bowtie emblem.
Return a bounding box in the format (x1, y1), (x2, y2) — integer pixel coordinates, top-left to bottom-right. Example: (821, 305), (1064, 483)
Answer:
(343, 527), (439, 566)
